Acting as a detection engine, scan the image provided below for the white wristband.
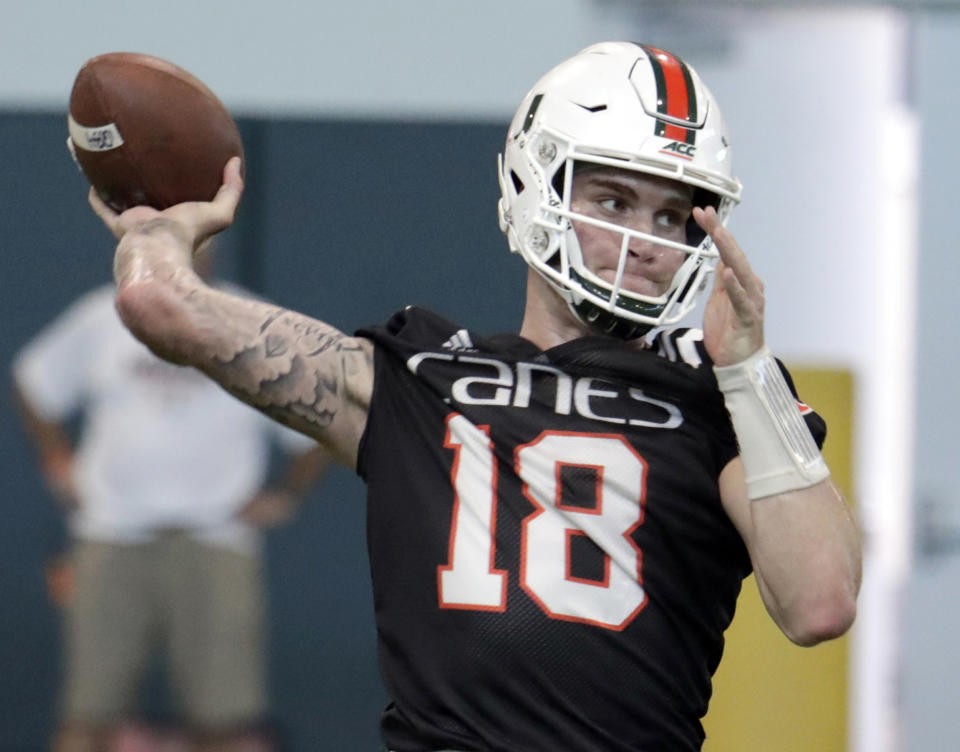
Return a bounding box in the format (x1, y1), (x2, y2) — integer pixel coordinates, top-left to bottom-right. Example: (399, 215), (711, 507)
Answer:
(714, 346), (830, 499)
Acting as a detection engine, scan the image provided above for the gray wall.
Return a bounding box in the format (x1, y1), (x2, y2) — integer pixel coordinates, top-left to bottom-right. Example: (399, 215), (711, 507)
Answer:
(901, 10), (960, 752)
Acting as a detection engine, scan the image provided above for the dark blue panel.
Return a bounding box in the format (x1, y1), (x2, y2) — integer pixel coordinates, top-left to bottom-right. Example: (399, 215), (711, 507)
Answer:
(0, 112), (106, 750)
(0, 110), (522, 752)
(255, 118), (524, 335)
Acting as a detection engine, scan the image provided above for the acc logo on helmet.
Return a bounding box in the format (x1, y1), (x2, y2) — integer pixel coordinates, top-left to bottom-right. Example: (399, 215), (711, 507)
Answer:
(659, 141), (697, 159)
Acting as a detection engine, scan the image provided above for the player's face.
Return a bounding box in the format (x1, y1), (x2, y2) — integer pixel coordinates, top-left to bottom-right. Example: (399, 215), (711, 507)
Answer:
(569, 167), (694, 297)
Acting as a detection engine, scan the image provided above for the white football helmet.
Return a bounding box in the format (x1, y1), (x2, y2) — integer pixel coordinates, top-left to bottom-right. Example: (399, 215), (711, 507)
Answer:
(498, 41), (743, 338)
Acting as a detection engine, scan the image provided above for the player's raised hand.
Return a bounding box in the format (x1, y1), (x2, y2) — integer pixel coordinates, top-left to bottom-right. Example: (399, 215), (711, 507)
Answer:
(89, 157), (244, 251)
(694, 206), (765, 367)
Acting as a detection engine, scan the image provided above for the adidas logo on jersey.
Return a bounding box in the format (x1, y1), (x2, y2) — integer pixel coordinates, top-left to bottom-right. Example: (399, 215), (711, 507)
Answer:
(441, 329), (475, 352)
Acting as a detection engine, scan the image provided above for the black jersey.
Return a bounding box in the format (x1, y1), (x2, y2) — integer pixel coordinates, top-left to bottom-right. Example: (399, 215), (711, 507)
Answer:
(356, 307), (825, 752)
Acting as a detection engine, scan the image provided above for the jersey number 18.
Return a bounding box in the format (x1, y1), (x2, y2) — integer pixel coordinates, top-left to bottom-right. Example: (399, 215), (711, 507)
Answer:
(438, 413), (648, 631)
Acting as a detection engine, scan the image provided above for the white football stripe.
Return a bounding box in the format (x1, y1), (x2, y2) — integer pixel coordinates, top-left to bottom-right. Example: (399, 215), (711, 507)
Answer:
(67, 114), (124, 152)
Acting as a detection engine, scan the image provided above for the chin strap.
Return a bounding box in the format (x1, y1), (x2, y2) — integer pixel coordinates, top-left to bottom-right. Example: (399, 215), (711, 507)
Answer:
(572, 298), (652, 339)
(713, 346), (830, 499)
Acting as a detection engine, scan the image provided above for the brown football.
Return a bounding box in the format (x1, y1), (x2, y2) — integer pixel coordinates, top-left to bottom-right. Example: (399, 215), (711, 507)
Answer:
(68, 52), (243, 212)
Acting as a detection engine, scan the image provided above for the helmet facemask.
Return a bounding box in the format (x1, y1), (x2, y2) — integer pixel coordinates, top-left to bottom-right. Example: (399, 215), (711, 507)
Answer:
(498, 42), (742, 339)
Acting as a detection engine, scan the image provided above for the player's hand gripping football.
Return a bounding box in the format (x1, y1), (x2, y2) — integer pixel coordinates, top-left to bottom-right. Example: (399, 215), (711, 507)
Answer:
(89, 157), (244, 252)
(694, 205), (765, 367)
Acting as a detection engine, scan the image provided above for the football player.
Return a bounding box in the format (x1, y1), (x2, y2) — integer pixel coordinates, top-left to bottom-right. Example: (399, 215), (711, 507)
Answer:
(90, 42), (861, 752)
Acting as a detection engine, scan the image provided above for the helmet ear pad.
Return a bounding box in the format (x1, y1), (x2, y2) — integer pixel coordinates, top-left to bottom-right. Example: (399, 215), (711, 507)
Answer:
(686, 187), (722, 247)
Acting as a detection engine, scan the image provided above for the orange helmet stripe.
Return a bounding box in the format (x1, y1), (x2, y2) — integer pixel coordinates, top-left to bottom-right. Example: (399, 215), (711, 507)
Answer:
(640, 45), (698, 145)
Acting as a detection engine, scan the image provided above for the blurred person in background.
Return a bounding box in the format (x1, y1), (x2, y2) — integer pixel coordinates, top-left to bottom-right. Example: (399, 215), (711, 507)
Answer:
(12, 245), (329, 752)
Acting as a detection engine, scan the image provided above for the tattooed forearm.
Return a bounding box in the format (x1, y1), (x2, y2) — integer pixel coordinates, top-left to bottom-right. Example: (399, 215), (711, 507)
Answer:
(221, 347), (339, 427)
(114, 219), (194, 287)
(115, 240), (373, 461)
(188, 298), (372, 437)
(270, 313), (348, 357)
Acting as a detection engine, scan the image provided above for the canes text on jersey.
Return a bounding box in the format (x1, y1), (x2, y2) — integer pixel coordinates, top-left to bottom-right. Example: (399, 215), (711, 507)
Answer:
(407, 352), (683, 429)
